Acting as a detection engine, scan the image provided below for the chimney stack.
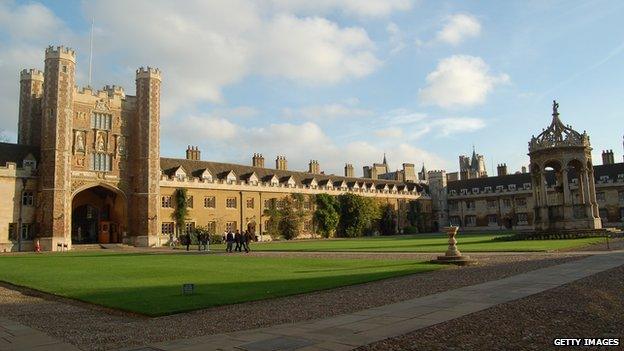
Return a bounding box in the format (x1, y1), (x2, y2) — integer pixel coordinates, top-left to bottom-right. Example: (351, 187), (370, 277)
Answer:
(344, 163), (354, 177)
(602, 150), (614, 165)
(521, 166), (527, 174)
(497, 163), (507, 176)
(275, 155), (287, 170)
(308, 160), (320, 174)
(186, 145), (200, 160)
(252, 153), (265, 168)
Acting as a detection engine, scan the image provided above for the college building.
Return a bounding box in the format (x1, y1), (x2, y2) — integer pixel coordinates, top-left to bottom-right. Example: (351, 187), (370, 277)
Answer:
(0, 46), (431, 252)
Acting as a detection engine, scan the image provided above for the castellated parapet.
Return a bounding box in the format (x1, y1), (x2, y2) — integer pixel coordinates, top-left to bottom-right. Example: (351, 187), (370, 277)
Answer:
(136, 66), (162, 81)
(20, 69), (44, 81)
(45, 45), (76, 62)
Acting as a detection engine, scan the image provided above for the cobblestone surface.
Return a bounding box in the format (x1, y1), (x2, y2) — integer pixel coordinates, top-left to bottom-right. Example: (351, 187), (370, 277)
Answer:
(357, 265), (624, 351)
(0, 253), (584, 350)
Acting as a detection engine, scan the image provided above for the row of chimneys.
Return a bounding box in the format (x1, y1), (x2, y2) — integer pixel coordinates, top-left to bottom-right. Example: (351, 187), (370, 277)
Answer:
(188, 147), (356, 177)
(602, 150), (615, 165)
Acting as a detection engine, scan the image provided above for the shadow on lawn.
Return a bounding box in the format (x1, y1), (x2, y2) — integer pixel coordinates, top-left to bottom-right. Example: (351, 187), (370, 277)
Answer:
(42, 267), (439, 317)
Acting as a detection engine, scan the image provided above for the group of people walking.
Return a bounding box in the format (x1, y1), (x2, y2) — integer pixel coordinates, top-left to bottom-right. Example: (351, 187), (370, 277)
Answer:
(224, 229), (253, 253)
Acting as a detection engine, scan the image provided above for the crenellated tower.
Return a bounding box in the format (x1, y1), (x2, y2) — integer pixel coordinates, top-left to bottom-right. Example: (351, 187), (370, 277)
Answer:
(38, 46), (76, 249)
(131, 67), (161, 245)
(18, 69), (44, 146)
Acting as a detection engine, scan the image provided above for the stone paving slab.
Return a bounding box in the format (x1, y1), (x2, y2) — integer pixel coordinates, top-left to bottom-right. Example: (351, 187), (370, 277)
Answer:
(0, 318), (80, 351)
(129, 250), (624, 351)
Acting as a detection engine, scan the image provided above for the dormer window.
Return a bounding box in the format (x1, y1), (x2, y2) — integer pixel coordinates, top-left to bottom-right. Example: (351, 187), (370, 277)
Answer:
(599, 175), (609, 182)
(484, 186), (492, 192)
(472, 187), (480, 194)
(508, 184), (516, 191)
(200, 169), (212, 182)
(225, 171), (237, 184)
(460, 189), (468, 195)
(496, 185), (504, 191)
(523, 183), (531, 190)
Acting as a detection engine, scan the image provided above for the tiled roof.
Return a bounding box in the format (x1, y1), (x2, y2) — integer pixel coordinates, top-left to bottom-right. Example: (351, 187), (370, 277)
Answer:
(0, 142), (40, 166)
(159, 157), (423, 190)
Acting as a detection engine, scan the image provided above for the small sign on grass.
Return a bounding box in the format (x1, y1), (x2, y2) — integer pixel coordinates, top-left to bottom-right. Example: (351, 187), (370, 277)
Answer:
(182, 283), (195, 295)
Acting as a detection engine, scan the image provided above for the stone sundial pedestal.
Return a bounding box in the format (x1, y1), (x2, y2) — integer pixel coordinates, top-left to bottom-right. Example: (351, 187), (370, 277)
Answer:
(431, 226), (475, 266)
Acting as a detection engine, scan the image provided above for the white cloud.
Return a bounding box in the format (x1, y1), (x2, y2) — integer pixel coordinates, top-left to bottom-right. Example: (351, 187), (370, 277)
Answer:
(282, 103), (373, 120)
(167, 115), (239, 141)
(418, 55), (509, 108)
(81, 1), (382, 114)
(380, 109), (486, 139)
(386, 22), (406, 54)
(0, 2), (74, 137)
(268, 0), (413, 17)
(436, 14), (481, 45)
(435, 117), (486, 135)
(375, 127), (403, 138)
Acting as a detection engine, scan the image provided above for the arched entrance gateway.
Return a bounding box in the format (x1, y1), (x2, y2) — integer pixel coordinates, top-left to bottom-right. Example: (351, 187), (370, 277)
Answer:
(71, 184), (128, 244)
(528, 101), (601, 231)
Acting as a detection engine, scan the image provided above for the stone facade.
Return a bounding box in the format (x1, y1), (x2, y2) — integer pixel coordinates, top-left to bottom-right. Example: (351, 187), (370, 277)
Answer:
(0, 46), (430, 251)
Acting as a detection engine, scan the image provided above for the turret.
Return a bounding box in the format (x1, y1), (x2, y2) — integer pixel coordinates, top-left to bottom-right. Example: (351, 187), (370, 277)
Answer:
(131, 65), (161, 242)
(18, 69), (44, 146)
(39, 45), (76, 248)
(497, 163), (508, 176)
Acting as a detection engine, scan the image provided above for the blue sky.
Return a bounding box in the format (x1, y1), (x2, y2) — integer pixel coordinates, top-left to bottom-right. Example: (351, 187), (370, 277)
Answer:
(1, 0), (623, 176)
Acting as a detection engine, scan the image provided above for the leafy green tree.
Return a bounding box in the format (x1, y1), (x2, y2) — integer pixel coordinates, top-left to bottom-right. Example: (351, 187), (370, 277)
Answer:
(337, 194), (380, 237)
(379, 204), (397, 236)
(172, 188), (189, 237)
(278, 197), (301, 240)
(314, 194), (340, 238)
(263, 198), (282, 239)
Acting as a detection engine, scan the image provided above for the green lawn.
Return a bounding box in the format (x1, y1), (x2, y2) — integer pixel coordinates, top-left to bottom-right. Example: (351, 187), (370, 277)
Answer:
(226, 233), (605, 252)
(0, 252), (440, 316)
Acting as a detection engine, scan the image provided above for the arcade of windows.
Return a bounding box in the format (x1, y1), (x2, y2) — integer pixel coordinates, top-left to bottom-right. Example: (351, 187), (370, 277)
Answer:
(226, 197), (237, 209)
(91, 113), (112, 130)
(91, 153), (112, 172)
(204, 196), (216, 208)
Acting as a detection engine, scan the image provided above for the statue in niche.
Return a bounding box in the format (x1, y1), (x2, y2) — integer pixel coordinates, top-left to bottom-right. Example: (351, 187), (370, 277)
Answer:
(96, 132), (106, 152)
(74, 131), (85, 154)
(117, 136), (126, 156)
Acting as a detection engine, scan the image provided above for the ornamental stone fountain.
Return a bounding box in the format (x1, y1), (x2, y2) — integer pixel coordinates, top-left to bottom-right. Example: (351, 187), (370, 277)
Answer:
(431, 226), (475, 266)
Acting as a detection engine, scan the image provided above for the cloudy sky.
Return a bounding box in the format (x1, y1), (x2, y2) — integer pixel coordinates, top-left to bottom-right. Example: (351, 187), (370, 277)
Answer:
(1, 0), (623, 176)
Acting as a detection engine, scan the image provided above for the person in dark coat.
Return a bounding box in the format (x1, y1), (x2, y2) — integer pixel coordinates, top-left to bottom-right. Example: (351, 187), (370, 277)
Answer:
(234, 230), (242, 252)
(197, 232), (203, 251)
(226, 230), (234, 253)
(243, 230), (252, 253)
(185, 233), (191, 251)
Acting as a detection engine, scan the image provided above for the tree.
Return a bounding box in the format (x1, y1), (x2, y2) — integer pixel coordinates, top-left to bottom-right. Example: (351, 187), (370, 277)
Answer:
(407, 200), (430, 233)
(264, 195), (306, 240)
(172, 188), (189, 237)
(379, 204), (397, 236)
(314, 193), (340, 238)
(337, 193), (380, 238)
(263, 199), (282, 239)
(278, 197), (301, 240)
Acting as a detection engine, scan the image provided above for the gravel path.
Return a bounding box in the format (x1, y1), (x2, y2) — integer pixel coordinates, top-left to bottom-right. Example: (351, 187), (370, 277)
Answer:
(0, 253), (584, 351)
(357, 264), (624, 351)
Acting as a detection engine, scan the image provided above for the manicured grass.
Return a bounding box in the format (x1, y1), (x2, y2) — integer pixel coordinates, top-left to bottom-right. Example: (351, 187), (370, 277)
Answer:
(221, 233), (605, 253)
(0, 252), (440, 316)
